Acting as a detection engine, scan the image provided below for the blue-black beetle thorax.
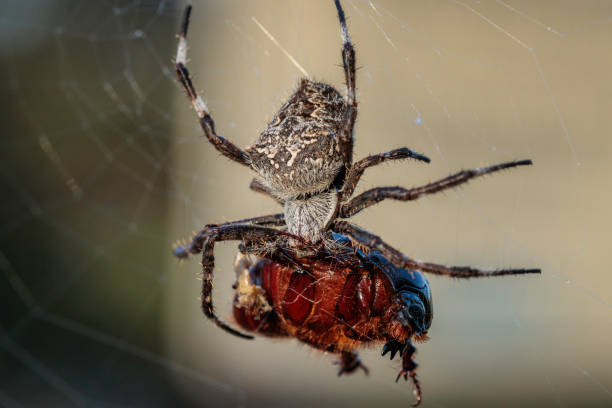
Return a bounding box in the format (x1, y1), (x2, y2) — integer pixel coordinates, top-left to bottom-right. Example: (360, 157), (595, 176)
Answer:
(330, 233), (433, 333)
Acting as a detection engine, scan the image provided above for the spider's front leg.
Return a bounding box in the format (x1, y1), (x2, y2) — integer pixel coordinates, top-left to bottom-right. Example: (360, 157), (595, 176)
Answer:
(340, 148), (431, 201)
(332, 221), (541, 278)
(173, 223), (297, 339)
(340, 159), (533, 218)
(175, 5), (250, 167)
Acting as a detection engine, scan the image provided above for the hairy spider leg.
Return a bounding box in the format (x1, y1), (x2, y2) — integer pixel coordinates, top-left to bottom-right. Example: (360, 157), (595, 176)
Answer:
(173, 214), (286, 258)
(249, 179), (284, 205)
(340, 159), (534, 218)
(334, 0), (357, 168)
(175, 5), (251, 167)
(332, 221), (541, 278)
(205, 213), (285, 229)
(341, 148), (431, 202)
(173, 224), (298, 339)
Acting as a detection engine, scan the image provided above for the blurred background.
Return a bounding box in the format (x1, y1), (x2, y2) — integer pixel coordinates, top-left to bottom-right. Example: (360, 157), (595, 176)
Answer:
(1, 0), (611, 407)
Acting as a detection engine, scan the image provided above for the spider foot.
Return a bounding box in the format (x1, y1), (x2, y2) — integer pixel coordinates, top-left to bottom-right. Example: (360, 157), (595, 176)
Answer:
(335, 351), (369, 376)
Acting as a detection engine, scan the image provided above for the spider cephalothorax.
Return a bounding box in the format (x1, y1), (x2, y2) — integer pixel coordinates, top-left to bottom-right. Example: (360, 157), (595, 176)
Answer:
(173, 1), (540, 406)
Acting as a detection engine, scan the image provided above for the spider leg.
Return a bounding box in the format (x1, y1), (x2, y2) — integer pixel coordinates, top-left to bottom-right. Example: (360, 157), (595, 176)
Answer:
(334, 350), (369, 376)
(333, 0), (356, 168)
(174, 224), (299, 339)
(341, 148), (431, 201)
(340, 159), (533, 218)
(173, 214), (286, 259)
(249, 178), (284, 205)
(332, 221), (541, 278)
(175, 6), (250, 167)
(208, 213), (285, 229)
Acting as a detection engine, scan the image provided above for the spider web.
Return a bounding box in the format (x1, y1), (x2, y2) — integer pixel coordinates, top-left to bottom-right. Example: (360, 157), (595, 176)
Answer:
(1, 1), (611, 407)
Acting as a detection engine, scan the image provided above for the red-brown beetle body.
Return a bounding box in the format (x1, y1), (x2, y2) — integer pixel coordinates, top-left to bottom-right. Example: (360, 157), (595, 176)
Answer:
(230, 237), (433, 404)
(232, 234), (433, 356)
(234, 257), (412, 351)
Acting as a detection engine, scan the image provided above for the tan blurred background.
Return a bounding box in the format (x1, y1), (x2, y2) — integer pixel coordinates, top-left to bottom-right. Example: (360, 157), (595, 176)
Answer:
(1, 1), (611, 407)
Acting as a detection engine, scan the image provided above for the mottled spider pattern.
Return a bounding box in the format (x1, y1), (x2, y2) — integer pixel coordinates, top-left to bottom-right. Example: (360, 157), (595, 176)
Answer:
(173, 1), (540, 406)
(248, 80), (346, 200)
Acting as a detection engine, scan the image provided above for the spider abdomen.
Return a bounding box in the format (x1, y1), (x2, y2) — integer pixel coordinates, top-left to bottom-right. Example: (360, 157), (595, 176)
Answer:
(246, 79), (347, 200)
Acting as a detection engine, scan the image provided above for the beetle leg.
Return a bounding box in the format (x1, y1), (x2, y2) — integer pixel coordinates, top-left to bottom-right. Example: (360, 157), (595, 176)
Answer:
(381, 339), (407, 361)
(395, 341), (422, 407)
(335, 350), (369, 376)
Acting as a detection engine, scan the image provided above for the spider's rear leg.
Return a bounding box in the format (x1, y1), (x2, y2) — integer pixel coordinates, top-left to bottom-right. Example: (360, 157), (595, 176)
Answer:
(332, 221), (541, 278)
(175, 5), (250, 167)
(174, 223), (297, 339)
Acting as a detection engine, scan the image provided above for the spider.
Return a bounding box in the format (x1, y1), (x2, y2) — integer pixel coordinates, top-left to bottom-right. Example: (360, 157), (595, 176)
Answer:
(173, 1), (540, 405)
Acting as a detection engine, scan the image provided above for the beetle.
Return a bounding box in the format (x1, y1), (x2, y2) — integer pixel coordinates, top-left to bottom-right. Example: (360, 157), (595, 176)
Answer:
(231, 233), (432, 404)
